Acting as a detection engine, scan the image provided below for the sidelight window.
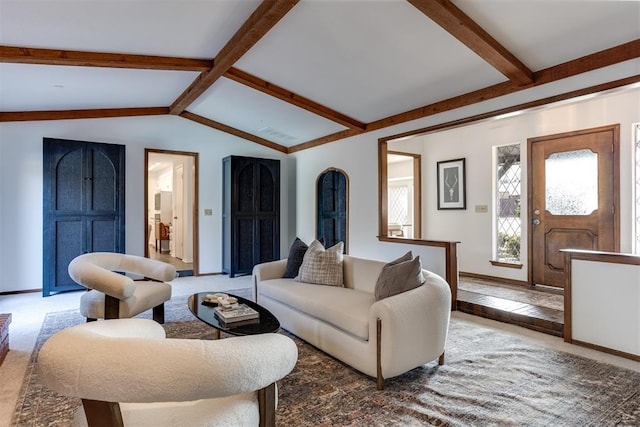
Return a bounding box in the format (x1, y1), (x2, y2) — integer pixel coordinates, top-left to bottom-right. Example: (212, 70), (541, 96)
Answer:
(495, 144), (522, 263)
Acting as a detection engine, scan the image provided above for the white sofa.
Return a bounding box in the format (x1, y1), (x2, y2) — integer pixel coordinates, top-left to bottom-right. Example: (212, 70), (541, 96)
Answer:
(252, 255), (451, 389)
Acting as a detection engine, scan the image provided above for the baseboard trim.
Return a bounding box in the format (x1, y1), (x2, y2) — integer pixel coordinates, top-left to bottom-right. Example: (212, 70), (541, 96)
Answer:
(0, 288), (41, 296)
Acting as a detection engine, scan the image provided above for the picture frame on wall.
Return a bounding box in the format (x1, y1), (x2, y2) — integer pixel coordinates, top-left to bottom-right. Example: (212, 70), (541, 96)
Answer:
(437, 158), (466, 210)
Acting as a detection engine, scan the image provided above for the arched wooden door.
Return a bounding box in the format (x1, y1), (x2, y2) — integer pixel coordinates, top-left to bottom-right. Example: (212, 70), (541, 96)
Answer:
(317, 169), (348, 252)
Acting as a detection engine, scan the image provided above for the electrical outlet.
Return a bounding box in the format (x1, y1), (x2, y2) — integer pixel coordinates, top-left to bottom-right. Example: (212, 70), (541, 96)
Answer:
(204, 209), (213, 216)
(475, 205), (488, 213)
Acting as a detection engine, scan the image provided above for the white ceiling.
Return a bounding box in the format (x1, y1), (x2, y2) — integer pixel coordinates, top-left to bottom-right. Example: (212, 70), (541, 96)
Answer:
(1, 0), (639, 150)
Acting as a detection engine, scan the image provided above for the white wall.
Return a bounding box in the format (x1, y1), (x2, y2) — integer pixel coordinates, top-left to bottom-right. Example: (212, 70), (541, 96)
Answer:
(1, 71), (638, 292)
(293, 87), (640, 282)
(0, 115), (292, 292)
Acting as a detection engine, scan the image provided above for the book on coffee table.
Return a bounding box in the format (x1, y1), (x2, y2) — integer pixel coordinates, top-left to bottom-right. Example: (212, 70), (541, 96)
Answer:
(213, 304), (259, 323)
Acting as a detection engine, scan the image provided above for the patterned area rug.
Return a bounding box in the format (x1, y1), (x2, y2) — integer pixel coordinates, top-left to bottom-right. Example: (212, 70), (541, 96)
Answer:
(12, 292), (640, 426)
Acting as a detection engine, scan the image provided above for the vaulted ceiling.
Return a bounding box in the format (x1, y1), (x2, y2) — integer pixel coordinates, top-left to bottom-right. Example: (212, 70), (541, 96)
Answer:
(1, 0), (639, 154)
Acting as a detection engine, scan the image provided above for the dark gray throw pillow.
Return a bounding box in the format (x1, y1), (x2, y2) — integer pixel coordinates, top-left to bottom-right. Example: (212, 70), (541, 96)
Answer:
(283, 237), (326, 278)
(283, 238), (309, 278)
(375, 252), (425, 300)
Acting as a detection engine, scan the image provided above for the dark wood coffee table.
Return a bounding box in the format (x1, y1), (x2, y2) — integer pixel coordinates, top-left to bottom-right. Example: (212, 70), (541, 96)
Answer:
(188, 292), (280, 338)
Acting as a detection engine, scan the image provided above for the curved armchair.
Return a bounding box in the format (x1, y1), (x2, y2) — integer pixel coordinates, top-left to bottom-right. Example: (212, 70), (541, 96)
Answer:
(37, 319), (298, 427)
(68, 252), (177, 323)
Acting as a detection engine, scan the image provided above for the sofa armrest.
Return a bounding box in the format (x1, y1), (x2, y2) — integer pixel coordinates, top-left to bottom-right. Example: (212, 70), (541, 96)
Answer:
(369, 270), (451, 378)
(252, 259), (288, 302)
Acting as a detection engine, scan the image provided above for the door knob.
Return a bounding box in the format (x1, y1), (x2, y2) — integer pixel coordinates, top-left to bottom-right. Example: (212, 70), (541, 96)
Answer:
(532, 219), (541, 225)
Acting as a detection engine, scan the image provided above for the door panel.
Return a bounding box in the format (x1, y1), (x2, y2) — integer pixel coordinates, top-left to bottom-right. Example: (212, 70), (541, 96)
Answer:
(43, 138), (125, 296)
(529, 125), (619, 287)
(91, 150), (117, 211)
(317, 169), (348, 251)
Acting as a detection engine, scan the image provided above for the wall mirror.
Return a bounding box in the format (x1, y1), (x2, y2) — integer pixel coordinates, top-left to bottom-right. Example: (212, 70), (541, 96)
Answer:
(379, 139), (422, 240)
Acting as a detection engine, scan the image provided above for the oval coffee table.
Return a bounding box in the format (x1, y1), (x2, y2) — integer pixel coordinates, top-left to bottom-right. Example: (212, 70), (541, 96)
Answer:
(188, 292), (280, 338)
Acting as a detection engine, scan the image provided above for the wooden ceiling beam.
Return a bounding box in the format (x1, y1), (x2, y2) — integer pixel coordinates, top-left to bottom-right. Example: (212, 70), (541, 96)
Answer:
(180, 111), (288, 154)
(408, 0), (533, 85)
(369, 40), (640, 132)
(0, 45), (212, 71)
(170, 0), (299, 115)
(288, 129), (364, 153)
(295, 40), (639, 151)
(534, 39), (640, 84)
(0, 107), (168, 122)
(385, 74), (640, 142)
(224, 67), (366, 130)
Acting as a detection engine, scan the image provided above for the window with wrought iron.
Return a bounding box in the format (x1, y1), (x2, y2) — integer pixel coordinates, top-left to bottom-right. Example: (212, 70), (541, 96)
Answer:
(495, 144), (522, 264)
(388, 184), (410, 227)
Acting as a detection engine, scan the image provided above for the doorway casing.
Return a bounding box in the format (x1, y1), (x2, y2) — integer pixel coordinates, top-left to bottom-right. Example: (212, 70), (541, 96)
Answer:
(144, 149), (199, 275)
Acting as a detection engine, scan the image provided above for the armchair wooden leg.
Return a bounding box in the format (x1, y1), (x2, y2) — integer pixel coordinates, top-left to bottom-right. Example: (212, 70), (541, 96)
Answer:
(153, 303), (165, 324)
(104, 295), (120, 320)
(438, 351), (445, 365)
(81, 399), (124, 427)
(376, 318), (384, 390)
(258, 383), (276, 427)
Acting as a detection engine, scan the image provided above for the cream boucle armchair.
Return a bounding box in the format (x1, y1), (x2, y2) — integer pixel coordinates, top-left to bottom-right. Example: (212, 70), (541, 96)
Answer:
(68, 252), (177, 323)
(37, 319), (298, 427)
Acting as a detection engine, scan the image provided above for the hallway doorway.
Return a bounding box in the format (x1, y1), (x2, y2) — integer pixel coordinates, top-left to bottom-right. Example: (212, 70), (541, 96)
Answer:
(144, 149), (199, 276)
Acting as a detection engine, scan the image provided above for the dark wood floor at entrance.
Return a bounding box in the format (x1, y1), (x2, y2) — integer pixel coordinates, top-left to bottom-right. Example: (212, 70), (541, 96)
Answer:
(457, 275), (564, 337)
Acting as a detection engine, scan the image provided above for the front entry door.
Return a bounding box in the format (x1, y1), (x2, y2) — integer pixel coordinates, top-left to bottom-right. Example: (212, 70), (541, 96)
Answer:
(528, 124), (619, 288)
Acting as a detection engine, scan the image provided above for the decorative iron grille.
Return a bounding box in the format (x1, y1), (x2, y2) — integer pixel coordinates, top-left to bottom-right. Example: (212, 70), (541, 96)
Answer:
(388, 185), (409, 225)
(496, 144), (521, 263)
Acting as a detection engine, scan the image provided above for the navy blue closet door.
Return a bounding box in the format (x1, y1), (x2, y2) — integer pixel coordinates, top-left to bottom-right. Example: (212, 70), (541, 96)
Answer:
(317, 170), (348, 251)
(43, 138), (125, 296)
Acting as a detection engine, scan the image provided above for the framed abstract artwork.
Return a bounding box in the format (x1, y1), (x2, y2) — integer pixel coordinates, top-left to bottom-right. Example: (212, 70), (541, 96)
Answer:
(437, 158), (466, 210)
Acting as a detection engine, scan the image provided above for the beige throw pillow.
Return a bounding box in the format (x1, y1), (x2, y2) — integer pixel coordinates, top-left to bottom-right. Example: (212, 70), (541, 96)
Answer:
(296, 240), (344, 287)
(375, 251), (425, 300)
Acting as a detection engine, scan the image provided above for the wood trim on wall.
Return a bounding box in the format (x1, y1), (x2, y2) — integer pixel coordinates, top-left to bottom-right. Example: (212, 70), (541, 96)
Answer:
(387, 150), (422, 239)
(562, 249), (640, 362)
(144, 148), (200, 276)
(378, 236), (459, 311)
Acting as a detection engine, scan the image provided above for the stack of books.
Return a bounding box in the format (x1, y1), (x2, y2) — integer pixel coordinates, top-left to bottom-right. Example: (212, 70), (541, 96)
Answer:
(214, 304), (259, 324)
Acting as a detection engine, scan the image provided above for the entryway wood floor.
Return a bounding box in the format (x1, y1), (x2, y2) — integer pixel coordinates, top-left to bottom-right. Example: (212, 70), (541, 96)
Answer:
(457, 275), (564, 337)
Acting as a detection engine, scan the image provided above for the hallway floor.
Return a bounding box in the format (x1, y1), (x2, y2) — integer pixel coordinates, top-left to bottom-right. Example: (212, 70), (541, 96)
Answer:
(457, 275), (564, 337)
(148, 245), (193, 274)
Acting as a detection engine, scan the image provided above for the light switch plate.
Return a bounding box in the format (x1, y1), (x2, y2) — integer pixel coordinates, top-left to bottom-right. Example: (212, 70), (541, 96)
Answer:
(475, 205), (488, 213)
(204, 209), (213, 216)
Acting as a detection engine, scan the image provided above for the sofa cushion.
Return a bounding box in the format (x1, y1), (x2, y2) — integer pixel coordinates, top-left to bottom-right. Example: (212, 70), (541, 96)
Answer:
(296, 240), (344, 287)
(283, 237), (325, 278)
(259, 278), (374, 340)
(283, 238), (309, 278)
(374, 253), (425, 300)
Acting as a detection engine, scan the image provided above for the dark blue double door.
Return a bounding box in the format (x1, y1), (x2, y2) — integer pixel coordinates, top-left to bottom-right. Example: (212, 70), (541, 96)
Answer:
(42, 138), (125, 296)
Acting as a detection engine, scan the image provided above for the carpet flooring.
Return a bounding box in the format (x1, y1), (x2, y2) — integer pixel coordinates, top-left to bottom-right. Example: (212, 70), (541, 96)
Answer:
(12, 293), (640, 426)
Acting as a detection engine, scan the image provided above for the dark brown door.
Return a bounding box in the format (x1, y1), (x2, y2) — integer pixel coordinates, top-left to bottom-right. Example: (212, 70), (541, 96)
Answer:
(528, 124), (619, 288)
